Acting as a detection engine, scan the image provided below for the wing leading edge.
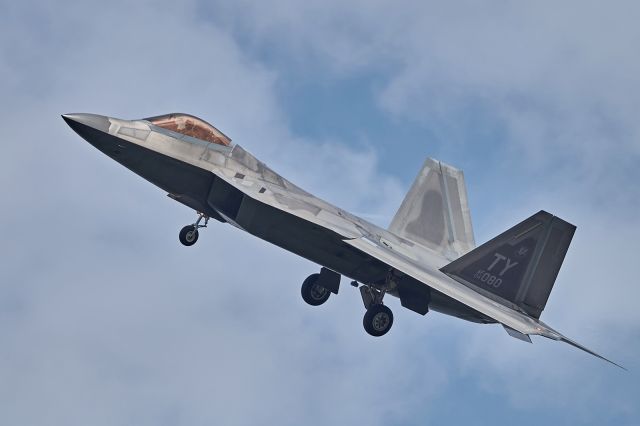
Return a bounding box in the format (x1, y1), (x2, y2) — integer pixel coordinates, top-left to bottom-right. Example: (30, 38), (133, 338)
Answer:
(343, 234), (624, 369)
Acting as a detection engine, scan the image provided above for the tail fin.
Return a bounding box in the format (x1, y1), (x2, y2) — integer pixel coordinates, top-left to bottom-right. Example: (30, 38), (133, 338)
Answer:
(389, 158), (475, 260)
(440, 211), (576, 319)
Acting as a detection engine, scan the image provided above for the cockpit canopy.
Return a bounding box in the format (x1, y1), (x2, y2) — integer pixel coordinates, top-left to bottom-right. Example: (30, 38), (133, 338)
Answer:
(144, 113), (232, 146)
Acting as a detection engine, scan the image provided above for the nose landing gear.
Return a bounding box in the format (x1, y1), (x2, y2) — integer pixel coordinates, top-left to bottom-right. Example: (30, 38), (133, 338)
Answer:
(179, 213), (209, 246)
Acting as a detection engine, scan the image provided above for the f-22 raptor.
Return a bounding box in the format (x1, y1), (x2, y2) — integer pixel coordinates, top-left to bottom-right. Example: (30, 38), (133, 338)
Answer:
(63, 112), (622, 368)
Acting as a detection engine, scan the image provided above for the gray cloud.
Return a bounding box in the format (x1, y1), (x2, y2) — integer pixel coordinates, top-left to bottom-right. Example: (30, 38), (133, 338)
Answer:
(2, 1), (639, 425)
(0, 1), (448, 425)
(207, 1), (640, 184)
(179, 0), (640, 417)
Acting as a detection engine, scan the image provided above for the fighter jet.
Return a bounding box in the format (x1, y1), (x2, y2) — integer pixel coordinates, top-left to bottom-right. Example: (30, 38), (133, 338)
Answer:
(62, 112), (622, 368)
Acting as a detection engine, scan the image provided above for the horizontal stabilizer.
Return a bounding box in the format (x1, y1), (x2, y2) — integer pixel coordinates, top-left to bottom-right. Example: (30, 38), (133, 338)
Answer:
(539, 326), (626, 370)
(505, 323), (624, 368)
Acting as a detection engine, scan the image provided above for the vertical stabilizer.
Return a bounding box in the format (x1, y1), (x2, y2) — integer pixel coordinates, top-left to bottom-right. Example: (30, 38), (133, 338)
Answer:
(389, 158), (475, 260)
(440, 211), (576, 319)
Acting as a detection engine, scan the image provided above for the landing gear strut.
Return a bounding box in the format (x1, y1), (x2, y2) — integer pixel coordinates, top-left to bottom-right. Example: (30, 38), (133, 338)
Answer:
(300, 268), (396, 336)
(179, 213), (209, 246)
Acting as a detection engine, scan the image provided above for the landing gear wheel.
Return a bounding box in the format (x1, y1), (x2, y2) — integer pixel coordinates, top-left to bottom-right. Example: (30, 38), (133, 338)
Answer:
(179, 213), (209, 246)
(301, 273), (331, 306)
(179, 225), (199, 246)
(363, 304), (393, 336)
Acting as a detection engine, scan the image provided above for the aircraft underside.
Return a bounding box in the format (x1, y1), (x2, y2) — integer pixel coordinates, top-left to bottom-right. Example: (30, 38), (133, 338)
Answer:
(67, 119), (491, 332)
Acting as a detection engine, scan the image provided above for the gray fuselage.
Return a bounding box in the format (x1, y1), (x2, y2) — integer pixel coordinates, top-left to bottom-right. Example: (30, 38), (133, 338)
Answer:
(63, 114), (492, 323)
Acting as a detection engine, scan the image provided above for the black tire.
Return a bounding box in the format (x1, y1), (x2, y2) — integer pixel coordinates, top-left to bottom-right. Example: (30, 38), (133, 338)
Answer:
(301, 273), (331, 306)
(179, 225), (199, 246)
(363, 304), (393, 337)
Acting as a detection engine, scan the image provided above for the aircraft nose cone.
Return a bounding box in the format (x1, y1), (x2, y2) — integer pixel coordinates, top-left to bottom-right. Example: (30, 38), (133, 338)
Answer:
(62, 113), (111, 134)
(62, 113), (119, 155)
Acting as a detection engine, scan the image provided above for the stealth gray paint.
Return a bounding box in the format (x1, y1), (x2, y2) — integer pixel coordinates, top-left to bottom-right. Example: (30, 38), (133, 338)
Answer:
(62, 112), (622, 368)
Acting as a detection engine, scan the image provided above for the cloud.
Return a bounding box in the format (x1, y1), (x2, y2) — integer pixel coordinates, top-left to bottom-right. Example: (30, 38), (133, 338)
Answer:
(201, 0), (640, 418)
(2, 1), (639, 425)
(0, 1), (443, 425)
(206, 1), (640, 183)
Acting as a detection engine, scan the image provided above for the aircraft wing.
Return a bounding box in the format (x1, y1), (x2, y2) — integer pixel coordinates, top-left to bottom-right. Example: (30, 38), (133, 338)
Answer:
(344, 235), (624, 369)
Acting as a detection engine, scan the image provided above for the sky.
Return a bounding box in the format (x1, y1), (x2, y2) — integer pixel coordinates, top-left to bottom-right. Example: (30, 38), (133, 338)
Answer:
(1, 1), (639, 425)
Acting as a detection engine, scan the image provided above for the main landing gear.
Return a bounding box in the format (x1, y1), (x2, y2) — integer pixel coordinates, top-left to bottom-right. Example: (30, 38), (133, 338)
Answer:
(359, 285), (393, 337)
(301, 273), (331, 306)
(300, 268), (395, 337)
(300, 267), (341, 306)
(179, 213), (209, 246)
